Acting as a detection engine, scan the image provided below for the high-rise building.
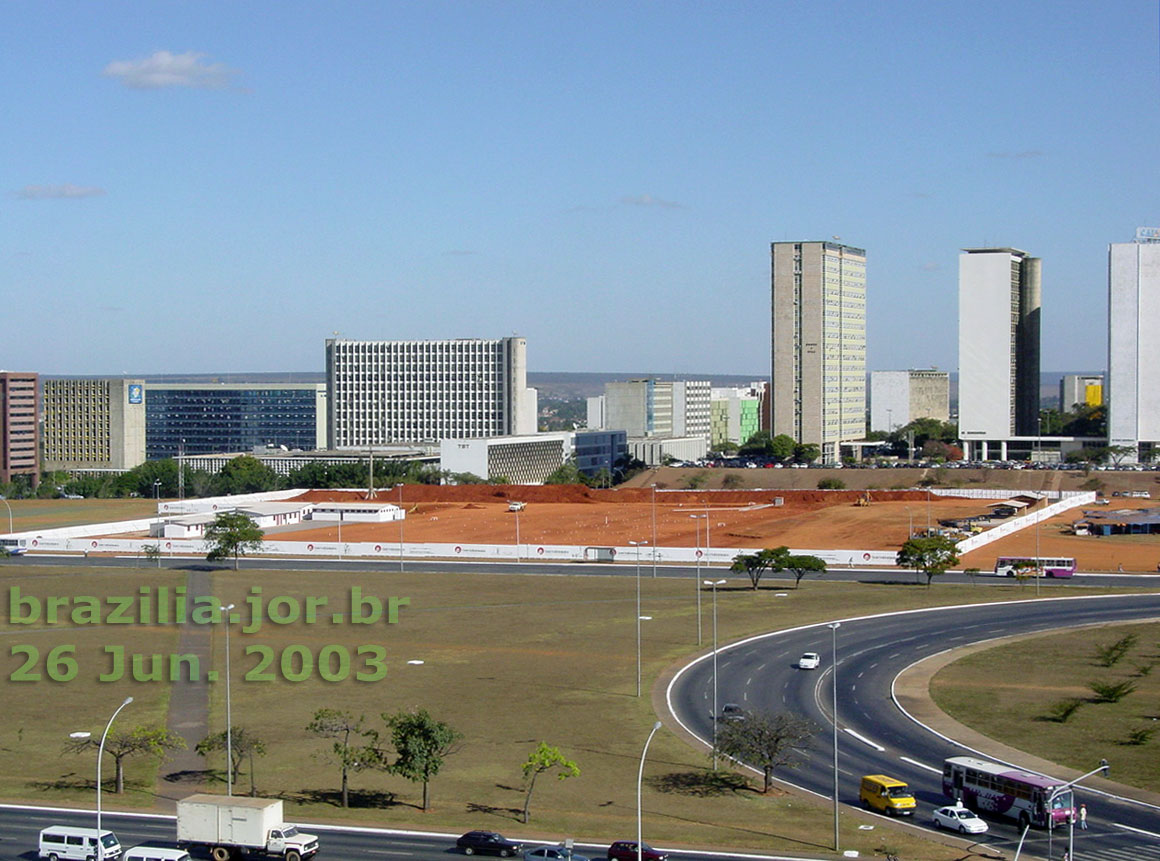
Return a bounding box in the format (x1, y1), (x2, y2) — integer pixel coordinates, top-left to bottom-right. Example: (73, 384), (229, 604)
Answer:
(710, 383), (764, 448)
(326, 337), (536, 448)
(146, 383), (327, 459)
(869, 370), (950, 433)
(603, 380), (711, 440)
(1059, 374), (1104, 412)
(770, 241), (866, 461)
(42, 378), (146, 471)
(0, 371), (39, 487)
(1108, 229), (1160, 462)
(958, 247), (1041, 457)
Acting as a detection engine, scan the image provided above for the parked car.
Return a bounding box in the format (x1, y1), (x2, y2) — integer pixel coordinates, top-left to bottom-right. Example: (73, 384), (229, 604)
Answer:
(798, 652), (821, 670)
(524, 846), (589, 861)
(718, 703), (746, 721)
(457, 832), (525, 857)
(607, 841), (667, 861)
(931, 805), (989, 834)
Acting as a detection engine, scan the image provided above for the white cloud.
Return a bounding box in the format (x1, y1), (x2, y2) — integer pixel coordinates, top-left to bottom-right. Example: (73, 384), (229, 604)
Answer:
(620, 194), (684, 209)
(103, 50), (236, 89)
(16, 184), (106, 200)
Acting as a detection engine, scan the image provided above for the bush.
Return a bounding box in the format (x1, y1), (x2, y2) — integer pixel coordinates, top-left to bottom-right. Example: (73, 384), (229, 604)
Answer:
(817, 478), (845, 490)
(1094, 634), (1138, 667)
(1088, 679), (1137, 703)
(722, 474), (744, 489)
(1123, 726), (1157, 745)
(1045, 698), (1085, 723)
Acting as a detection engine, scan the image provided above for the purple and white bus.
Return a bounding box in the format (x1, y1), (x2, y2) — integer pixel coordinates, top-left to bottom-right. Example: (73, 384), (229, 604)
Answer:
(993, 556), (1076, 578)
(943, 756), (1074, 829)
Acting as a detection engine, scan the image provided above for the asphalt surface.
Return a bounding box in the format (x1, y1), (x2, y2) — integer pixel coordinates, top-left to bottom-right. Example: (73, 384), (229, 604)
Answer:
(667, 593), (1160, 861)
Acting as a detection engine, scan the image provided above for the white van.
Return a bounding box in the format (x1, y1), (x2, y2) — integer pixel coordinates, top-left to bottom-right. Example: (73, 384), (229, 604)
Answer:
(39, 825), (122, 860)
(123, 848), (191, 861)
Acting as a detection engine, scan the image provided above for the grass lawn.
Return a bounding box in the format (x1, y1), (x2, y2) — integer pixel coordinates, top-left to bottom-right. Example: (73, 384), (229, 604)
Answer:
(1, 497), (160, 532)
(931, 621), (1160, 792)
(1, 563), (1148, 859)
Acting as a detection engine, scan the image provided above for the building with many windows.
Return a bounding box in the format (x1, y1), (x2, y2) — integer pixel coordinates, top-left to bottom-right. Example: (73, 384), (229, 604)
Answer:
(440, 433), (571, 485)
(0, 372), (39, 487)
(958, 247), (1041, 459)
(770, 241), (866, 461)
(326, 337), (536, 448)
(601, 380), (711, 440)
(42, 378), (146, 471)
(869, 370), (950, 433)
(710, 384), (763, 449)
(145, 383), (327, 459)
(1109, 229), (1160, 462)
(1059, 374), (1104, 411)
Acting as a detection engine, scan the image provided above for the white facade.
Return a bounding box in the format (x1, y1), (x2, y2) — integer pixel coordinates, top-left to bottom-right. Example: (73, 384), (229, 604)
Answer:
(586, 395), (606, 431)
(1059, 374), (1104, 411)
(603, 380), (710, 441)
(326, 337), (536, 448)
(870, 370), (950, 432)
(439, 432), (572, 484)
(1109, 237), (1160, 459)
(628, 435), (708, 466)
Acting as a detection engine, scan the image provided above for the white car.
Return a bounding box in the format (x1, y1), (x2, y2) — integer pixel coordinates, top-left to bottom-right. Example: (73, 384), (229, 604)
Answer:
(932, 805), (989, 834)
(798, 652), (821, 670)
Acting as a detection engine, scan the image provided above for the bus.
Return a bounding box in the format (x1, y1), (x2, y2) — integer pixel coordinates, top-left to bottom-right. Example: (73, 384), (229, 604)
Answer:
(993, 557), (1076, 578)
(943, 756), (1074, 829)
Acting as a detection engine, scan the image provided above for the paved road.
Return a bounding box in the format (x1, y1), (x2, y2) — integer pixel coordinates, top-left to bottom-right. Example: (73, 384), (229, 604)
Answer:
(667, 593), (1160, 861)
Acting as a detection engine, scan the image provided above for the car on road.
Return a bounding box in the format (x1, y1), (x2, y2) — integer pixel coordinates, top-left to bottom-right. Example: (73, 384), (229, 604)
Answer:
(718, 703), (746, 721)
(931, 805), (989, 834)
(798, 652), (821, 670)
(607, 841), (667, 861)
(457, 831), (525, 857)
(524, 846), (589, 861)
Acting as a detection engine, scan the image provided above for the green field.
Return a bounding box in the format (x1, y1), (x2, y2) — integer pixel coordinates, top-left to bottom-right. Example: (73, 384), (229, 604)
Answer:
(1, 497), (160, 532)
(1, 562), (1150, 859)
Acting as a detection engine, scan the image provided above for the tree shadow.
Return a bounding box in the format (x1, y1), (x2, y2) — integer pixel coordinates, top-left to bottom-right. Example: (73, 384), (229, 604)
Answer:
(291, 788), (398, 809)
(164, 768), (216, 784)
(465, 801), (524, 821)
(647, 770), (754, 797)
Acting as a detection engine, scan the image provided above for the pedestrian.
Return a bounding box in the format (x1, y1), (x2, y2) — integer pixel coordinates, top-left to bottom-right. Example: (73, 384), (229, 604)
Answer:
(1079, 802), (1087, 830)
(1062, 850), (1070, 861)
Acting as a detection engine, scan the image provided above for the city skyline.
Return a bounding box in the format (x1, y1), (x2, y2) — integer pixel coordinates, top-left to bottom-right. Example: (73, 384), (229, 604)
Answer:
(5, 2), (1157, 377)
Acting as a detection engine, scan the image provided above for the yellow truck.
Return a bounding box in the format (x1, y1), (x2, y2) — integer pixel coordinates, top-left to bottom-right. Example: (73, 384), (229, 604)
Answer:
(859, 774), (916, 816)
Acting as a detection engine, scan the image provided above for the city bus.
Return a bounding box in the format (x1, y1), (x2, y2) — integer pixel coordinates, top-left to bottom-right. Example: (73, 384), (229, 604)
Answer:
(943, 756), (1074, 829)
(993, 556), (1076, 578)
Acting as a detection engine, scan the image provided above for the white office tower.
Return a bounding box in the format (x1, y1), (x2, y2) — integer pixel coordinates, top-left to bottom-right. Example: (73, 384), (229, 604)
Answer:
(958, 248), (1041, 458)
(1108, 230), (1160, 462)
(869, 370), (950, 433)
(326, 337), (537, 448)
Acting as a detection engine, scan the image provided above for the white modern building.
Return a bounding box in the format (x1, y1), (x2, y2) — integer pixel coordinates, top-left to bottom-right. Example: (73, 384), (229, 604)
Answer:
(440, 432), (572, 484)
(958, 247), (1041, 459)
(326, 337), (537, 448)
(1108, 229), (1160, 462)
(601, 380), (711, 440)
(770, 241), (866, 461)
(869, 370), (950, 433)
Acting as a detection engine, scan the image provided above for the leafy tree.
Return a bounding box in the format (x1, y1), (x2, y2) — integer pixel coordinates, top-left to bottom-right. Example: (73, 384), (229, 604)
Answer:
(204, 511), (265, 569)
(738, 431), (773, 457)
(142, 543), (162, 568)
(544, 461), (586, 485)
(715, 441), (740, 455)
(713, 710), (816, 793)
(793, 443), (820, 464)
(683, 472), (709, 489)
(784, 554), (826, 589)
(817, 477), (844, 490)
(381, 709), (462, 811)
(66, 724), (185, 793)
(731, 547), (790, 590)
(1088, 679), (1137, 703)
(896, 536), (960, 587)
(770, 434), (796, 462)
(196, 726), (267, 795)
(214, 455), (282, 495)
(520, 742), (579, 824)
(305, 708), (382, 808)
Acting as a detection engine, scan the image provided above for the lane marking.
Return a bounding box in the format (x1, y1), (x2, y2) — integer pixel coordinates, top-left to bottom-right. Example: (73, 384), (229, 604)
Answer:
(900, 756), (941, 774)
(1112, 822), (1160, 839)
(843, 728), (885, 751)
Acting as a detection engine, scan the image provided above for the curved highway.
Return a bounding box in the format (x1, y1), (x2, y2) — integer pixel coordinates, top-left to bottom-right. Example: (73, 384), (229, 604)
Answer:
(668, 594), (1160, 860)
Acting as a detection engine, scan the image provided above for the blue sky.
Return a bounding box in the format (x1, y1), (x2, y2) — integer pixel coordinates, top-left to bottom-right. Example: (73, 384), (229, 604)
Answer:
(4, 1), (1157, 377)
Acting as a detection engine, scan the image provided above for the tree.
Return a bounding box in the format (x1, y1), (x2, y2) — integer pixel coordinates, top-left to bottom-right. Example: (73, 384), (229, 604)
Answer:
(784, 554), (826, 589)
(713, 710), (817, 793)
(213, 455), (282, 494)
(520, 742), (579, 824)
(196, 726), (267, 795)
(204, 511), (265, 570)
(544, 461), (586, 485)
(142, 543), (162, 568)
(65, 725), (185, 793)
(793, 443), (820, 464)
(305, 708), (382, 808)
(381, 709), (462, 812)
(770, 434), (796, 462)
(817, 477), (844, 490)
(896, 536), (960, 587)
(730, 547), (790, 590)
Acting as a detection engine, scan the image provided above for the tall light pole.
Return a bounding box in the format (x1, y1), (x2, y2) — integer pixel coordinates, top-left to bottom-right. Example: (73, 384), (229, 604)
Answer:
(704, 578), (726, 769)
(72, 696), (133, 861)
(220, 604), (236, 795)
(904, 506), (913, 540)
(397, 483), (405, 573)
(689, 514), (705, 645)
(650, 485), (658, 578)
(637, 721), (663, 861)
(514, 508), (521, 563)
(828, 622), (841, 852)
(629, 541), (648, 696)
(0, 496), (11, 534)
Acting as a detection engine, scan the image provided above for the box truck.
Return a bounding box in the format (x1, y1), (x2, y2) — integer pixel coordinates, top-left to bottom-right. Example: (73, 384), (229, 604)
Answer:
(175, 795), (319, 861)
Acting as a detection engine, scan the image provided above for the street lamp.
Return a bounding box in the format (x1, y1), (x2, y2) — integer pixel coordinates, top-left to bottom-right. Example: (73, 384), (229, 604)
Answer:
(637, 721), (663, 861)
(153, 479), (161, 500)
(0, 495), (12, 534)
(828, 622), (841, 852)
(629, 541), (648, 696)
(72, 696), (133, 861)
(689, 514), (706, 645)
(397, 483), (405, 573)
(220, 604), (236, 795)
(1054, 760), (1108, 861)
(704, 578), (726, 769)
(650, 485), (657, 579)
(514, 508), (521, 563)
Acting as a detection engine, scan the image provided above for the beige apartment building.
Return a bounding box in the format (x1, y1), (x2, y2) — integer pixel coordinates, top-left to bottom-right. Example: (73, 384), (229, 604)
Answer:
(771, 241), (867, 461)
(1, 371), (39, 486)
(42, 378), (147, 471)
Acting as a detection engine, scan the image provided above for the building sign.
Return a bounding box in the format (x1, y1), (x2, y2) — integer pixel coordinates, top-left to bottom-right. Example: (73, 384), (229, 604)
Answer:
(1136, 227), (1160, 241)
(128, 384), (143, 404)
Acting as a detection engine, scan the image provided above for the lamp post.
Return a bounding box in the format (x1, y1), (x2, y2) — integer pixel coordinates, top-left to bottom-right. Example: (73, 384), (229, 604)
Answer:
(0, 495), (13, 534)
(650, 485), (657, 578)
(1013, 760), (1108, 861)
(689, 514), (705, 645)
(629, 540), (648, 696)
(397, 483), (405, 573)
(704, 578), (726, 769)
(904, 506), (913, 540)
(514, 508), (521, 563)
(828, 622), (841, 852)
(220, 604), (236, 795)
(72, 696), (133, 861)
(637, 721), (663, 861)
(153, 479), (161, 500)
